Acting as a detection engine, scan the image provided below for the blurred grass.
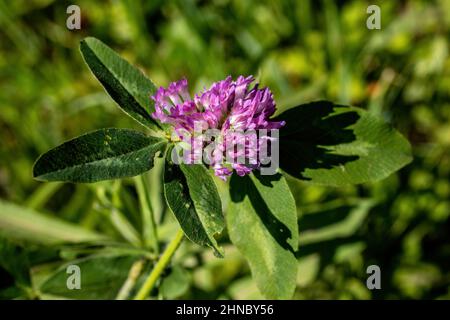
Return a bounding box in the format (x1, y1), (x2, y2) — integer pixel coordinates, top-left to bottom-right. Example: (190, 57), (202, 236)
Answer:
(0, 0), (449, 299)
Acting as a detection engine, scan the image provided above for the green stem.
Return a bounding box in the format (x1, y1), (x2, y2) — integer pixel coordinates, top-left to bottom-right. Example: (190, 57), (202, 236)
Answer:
(26, 182), (63, 209)
(96, 186), (142, 246)
(134, 175), (159, 254)
(110, 208), (142, 246)
(116, 259), (145, 300)
(133, 229), (184, 300)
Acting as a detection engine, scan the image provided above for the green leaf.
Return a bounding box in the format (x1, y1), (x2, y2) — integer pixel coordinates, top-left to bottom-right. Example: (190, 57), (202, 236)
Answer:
(0, 200), (108, 244)
(163, 153), (224, 256)
(296, 199), (375, 270)
(80, 37), (161, 130)
(275, 101), (412, 186)
(0, 237), (31, 288)
(228, 173), (298, 299)
(298, 199), (375, 246)
(33, 128), (167, 183)
(160, 265), (190, 299)
(40, 254), (141, 299)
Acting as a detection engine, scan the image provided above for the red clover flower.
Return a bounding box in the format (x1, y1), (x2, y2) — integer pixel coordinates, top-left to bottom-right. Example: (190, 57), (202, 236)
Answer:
(151, 76), (284, 180)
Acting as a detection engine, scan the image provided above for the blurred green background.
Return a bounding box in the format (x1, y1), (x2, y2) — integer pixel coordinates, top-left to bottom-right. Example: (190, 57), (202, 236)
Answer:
(0, 0), (449, 299)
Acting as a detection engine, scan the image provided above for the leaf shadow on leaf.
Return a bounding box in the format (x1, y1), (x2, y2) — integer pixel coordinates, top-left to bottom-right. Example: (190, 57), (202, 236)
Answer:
(164, 159), (224, 256)
(274, 101), (361, 180)
(295, 202), (371, 274)
(298, 205), (353, 233)
(296, 236), (361, 274)
(295, 205), (355, 265)
(295, 206), (356, 273)
(252, 171), (281, 188)
(230, 174), (296, 254)
(164, 162), (203, 237)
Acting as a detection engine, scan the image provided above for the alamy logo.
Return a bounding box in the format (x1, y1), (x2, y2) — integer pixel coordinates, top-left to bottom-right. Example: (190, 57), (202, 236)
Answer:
(366, 5), (381, 30)
(366, 265), (381, 290)
(66, 264), (81, 290)
(66, 5), (81, 30)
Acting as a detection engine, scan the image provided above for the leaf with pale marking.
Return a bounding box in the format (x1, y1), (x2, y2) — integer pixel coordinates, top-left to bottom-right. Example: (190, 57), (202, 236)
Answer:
(33, 128), (166, 183)
(163, 152), (224, 256)
(80, 37), (162, 130)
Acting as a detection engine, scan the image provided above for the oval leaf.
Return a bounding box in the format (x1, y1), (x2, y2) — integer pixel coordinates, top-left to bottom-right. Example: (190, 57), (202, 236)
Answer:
(33, 128), (167, 183)
(80, 37), (162, 130)
(163, 154), (224, 256)
(275, 101), (412, 186)
(228, 173), (298, 299)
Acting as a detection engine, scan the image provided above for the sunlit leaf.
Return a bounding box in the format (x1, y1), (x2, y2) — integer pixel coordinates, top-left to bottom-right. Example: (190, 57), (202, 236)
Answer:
(275, 101), (412, 186)
(33, 128), (166, 183)
(80, 37), (162, 130)
(228, 173), (298, 299)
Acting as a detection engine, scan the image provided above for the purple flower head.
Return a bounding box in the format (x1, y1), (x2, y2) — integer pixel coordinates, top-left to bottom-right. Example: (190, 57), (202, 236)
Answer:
(151, 76), (285, 180)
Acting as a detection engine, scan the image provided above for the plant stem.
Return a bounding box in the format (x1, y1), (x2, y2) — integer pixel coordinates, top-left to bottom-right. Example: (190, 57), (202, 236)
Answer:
(109, 208), (142, 246)
(134, 175), (159, 254)
(26, 182), (63, 209)
(96, 185), (142, 246)
(133, 229), (184, 300)
(116, 259), (145, 300)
